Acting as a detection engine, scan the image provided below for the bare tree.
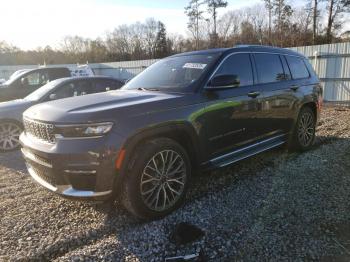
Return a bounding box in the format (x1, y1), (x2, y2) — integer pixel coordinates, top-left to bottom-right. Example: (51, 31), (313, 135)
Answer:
(144, 18), (159, 58)
(326, 0), (350, 42)
(272, 0), (293, 46)
(217, 10), (241, 45)
(311, 0), (321, 44)
(263, 0), (274, 42)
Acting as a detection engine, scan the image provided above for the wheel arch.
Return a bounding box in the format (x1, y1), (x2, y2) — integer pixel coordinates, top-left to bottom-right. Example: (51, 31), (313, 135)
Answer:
(300, 101), (317, 119)
(120, 123), (202, 176)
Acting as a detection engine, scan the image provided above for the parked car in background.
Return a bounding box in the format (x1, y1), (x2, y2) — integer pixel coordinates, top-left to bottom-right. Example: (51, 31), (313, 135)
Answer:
(0, 76), (124, 151)
(0, 67), (71, 102)
(20, 45), (322, 219)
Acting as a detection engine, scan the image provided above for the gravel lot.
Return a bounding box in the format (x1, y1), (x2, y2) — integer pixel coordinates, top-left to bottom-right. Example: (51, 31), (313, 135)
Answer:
(1, 106), (350, 261)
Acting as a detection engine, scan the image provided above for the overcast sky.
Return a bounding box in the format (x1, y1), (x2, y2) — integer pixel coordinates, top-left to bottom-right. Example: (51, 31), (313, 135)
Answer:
(0, 0), (347, 50)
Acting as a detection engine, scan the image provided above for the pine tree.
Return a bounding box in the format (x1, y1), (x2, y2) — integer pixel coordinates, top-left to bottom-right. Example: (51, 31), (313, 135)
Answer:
(155, 22), (168, 58)
(185, 0), (205, 50)
(205, 0), (228, 47)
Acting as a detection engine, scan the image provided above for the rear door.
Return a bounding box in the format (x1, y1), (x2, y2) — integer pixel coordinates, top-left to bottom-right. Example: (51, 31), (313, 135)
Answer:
(202, 53), (265, 158)
(252, 53), (298, 135)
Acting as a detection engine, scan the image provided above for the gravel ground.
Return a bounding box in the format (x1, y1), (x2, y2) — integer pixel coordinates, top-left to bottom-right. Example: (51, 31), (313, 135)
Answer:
(1, 106), (350, 261)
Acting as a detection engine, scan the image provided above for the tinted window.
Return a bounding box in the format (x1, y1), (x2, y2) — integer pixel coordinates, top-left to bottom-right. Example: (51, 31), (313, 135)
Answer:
(214, 53), (253, 86)
(51, 80), (92, 100)
(95, 79), (123, 91)
(286, 56), (310, 79)
(49, 68), (70, 79)
(255, 54), (285, 84)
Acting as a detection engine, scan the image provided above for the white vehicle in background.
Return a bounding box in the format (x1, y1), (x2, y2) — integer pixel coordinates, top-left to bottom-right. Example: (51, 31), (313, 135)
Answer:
(70, 64), (94, 77)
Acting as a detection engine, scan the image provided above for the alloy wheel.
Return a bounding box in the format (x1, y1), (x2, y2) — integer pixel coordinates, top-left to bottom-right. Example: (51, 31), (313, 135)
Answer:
(0, 122), (22, 151)
(297, 111), (315, 147)
(140, 150), (187, 212)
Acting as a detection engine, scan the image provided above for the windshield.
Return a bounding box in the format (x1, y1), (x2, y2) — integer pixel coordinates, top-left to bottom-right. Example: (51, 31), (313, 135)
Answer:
(123, 54), (219, 92)
(24, 80), (60, 101)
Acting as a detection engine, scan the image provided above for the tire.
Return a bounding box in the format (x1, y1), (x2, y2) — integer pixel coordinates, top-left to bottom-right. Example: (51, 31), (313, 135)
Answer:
(121, 138), (191, 220)
(288, 107), (316, 151)
(0, 121), (23, 152)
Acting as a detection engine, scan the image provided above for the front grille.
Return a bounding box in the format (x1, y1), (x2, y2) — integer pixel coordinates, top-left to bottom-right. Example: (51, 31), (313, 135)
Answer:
(30, 164), (59, 186)
(23, 117), (55, 144)
(32, 152), (52, 167)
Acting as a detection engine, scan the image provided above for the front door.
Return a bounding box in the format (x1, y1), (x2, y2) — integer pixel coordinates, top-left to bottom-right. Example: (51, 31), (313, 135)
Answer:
(201, 53), (264, 159)
(8, 70), (50, 100)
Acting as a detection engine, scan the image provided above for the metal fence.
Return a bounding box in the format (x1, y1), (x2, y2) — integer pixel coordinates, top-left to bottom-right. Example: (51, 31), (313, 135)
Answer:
(290, 42), (350, 103)
(1, 42), (350, 102)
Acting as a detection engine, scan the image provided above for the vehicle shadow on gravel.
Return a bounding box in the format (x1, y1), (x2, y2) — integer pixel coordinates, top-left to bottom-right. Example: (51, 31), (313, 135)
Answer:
(0, 150), (26, 173)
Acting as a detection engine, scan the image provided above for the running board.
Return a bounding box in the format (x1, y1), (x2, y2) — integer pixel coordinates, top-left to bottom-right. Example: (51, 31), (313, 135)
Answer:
(209, 134), (287, 168)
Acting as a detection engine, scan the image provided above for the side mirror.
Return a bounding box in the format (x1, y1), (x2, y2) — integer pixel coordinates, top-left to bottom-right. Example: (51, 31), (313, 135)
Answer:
(21, 77), (28, 86)
(207, 74), (240, 90)
(49, 94), (57, 100)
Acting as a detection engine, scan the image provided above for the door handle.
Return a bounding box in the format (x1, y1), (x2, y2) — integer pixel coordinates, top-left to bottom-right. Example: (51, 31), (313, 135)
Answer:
(290, 85), (299, 91)
(247, 91), (260, 98)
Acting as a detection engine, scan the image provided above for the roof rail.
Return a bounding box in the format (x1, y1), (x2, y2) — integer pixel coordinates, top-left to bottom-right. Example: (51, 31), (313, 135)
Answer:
(234, 44), (277, 48)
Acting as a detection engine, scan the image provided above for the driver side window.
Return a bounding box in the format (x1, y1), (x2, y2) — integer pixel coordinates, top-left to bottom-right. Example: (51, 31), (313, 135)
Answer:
(49, 81), (92, 100)
(20, 71), (49, 87)
(214, 54), (254, 87)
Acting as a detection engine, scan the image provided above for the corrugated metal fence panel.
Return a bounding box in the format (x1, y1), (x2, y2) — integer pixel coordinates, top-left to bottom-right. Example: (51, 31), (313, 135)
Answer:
(0, 59), (159, 80)
(290, 42), (350, 102)
(90, 59), (159, 79)
(291, 42), (350, 56)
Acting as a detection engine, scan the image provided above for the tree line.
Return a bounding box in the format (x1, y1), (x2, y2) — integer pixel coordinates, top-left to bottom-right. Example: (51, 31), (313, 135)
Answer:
(0, 0), (349, 65)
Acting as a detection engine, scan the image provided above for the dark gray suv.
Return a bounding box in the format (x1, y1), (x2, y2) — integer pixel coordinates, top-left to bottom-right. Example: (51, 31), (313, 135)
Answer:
(20, 46), (323, 219)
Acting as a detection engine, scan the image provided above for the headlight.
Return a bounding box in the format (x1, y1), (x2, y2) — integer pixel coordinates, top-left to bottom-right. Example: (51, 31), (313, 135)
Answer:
(55, 122), (114, 138)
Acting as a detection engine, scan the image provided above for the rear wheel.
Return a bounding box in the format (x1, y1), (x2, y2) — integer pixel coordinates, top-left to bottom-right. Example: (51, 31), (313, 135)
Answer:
(289, 107), (316, 151)
(0, 121), (22, 152)
(121, 138), (191, 220)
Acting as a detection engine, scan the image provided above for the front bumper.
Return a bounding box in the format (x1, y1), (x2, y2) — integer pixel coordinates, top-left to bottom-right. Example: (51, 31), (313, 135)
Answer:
(20, 131), (123, 201)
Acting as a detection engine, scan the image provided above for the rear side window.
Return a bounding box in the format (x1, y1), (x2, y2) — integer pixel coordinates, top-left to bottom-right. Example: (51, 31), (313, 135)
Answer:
(214, 53), (253, 86)
(49, 68), (70, 79)
(286, 56), (310, 79)
(52, 80), (92, 99)
(254, 54), (285, 84)
(95, 79), (123, 91)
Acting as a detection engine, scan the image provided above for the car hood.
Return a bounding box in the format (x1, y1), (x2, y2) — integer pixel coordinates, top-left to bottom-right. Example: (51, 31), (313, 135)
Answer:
(0, 99), (33, 111)
(23, 89), (194, 123)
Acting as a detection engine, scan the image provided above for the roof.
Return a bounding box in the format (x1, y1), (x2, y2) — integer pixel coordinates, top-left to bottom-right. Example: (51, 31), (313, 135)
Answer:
(171, 45), (305, 58)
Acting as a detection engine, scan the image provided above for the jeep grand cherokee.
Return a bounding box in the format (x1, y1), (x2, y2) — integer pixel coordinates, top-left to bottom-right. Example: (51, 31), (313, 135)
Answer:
(20, 46), (322, 219)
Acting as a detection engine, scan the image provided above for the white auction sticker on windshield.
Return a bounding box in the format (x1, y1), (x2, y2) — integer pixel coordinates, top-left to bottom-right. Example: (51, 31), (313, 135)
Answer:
(183, 63), (207, 69)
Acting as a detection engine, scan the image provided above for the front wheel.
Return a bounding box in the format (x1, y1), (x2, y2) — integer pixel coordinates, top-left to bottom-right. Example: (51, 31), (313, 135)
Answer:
(0, 121), (23, 152)
(288, 107), (316, 151)
(121, 138), (191, 220)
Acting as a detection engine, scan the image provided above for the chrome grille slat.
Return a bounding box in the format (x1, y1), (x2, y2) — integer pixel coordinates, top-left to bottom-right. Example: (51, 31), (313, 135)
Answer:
(23, 118), (55, 144)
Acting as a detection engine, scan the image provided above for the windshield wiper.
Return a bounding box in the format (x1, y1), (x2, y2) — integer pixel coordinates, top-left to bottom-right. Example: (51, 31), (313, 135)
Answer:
(137, 87), (160, 91)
